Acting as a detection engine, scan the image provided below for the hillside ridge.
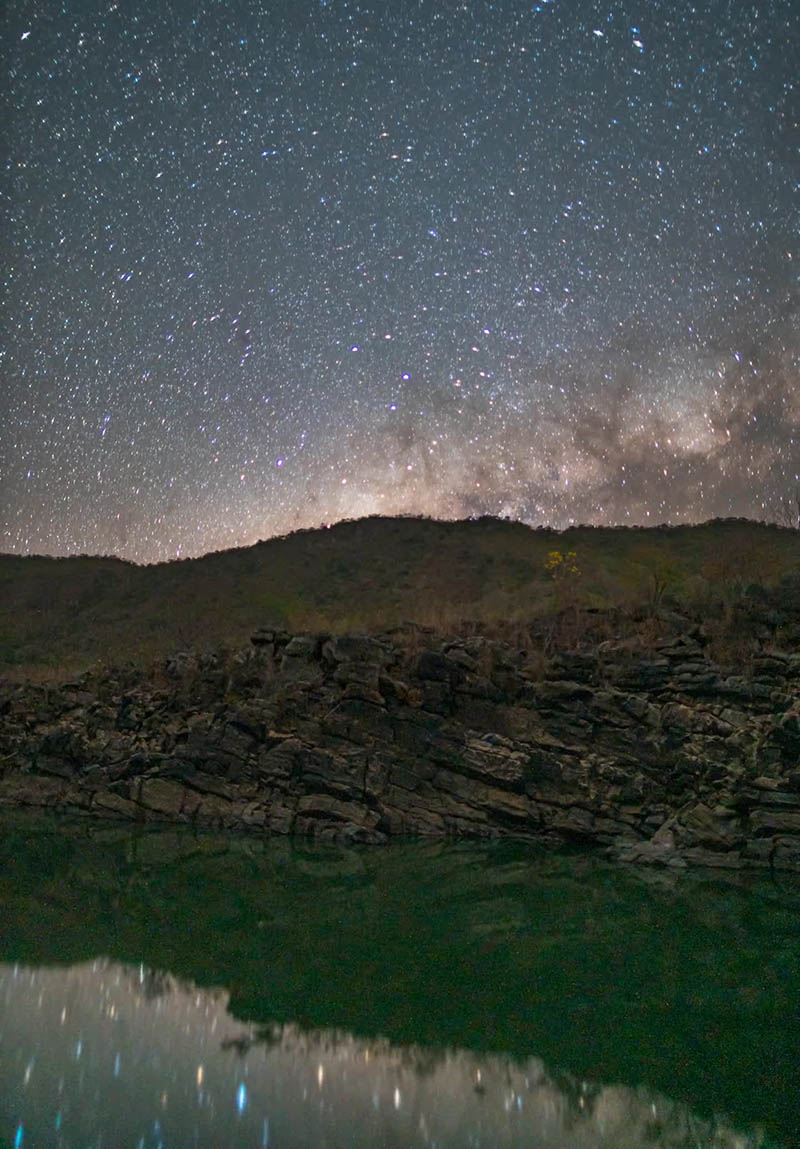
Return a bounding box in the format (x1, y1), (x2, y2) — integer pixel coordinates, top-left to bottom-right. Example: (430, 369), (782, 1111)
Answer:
(2, 515), (798, 677)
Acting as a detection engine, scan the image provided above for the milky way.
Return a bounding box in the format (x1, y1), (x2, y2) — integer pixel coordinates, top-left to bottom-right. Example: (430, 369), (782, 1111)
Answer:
(3, 0), (798, 562)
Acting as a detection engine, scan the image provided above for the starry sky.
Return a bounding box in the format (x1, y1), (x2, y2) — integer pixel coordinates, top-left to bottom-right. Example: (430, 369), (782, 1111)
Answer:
(3, 0), (798, 562)
(3, 961), (724, 1148)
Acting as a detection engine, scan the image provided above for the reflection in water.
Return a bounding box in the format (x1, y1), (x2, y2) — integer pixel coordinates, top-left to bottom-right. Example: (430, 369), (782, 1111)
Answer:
(0, 815), (797, 1147)
(0, 960), (764, 1149)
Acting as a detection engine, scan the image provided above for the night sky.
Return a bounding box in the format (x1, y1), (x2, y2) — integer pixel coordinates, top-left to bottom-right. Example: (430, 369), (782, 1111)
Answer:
(3, 0), (798, 563)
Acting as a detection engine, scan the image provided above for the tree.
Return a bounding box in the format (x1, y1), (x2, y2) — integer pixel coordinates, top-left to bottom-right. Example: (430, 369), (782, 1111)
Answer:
(630, 545), (683, 607)
(771, 485), (800, 529)
(544, 550), (581, 580)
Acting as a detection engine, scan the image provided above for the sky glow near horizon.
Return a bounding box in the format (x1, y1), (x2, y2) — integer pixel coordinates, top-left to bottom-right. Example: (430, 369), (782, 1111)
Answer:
(2, 0), (798, 562)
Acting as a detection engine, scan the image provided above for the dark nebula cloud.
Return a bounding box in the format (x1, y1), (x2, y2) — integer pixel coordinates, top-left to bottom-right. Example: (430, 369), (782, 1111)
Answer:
(2, 0), (798, 561)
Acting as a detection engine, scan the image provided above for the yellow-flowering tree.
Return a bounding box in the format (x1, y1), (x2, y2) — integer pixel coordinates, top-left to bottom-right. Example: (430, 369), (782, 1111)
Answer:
(544, 550), (581, 580)
(542, 550), (584, 647)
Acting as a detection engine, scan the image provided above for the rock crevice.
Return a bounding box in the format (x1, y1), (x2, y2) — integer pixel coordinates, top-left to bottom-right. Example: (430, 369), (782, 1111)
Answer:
(1, 624), (799, 870)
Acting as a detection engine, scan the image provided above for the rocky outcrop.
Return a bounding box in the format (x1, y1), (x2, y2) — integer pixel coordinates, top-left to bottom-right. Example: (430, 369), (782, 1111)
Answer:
(1, 623), (799, 870)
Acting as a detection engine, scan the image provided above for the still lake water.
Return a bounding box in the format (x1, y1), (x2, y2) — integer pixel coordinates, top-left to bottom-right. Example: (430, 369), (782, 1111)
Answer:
(0, 815), (797, 1149)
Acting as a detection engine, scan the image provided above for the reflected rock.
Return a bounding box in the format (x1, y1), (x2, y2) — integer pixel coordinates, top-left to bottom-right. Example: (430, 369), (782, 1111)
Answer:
(0, 960), (770, 1149)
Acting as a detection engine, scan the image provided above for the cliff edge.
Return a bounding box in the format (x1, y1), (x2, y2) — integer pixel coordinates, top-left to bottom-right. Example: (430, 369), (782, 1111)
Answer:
(1, 617), (798, 870)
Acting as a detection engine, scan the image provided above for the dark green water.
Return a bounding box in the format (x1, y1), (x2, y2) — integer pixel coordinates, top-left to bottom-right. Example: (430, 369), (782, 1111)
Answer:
(0, 814), (797, 1148)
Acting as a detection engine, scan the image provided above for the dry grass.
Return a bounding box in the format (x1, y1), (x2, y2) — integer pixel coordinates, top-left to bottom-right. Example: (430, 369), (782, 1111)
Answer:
(1, 515), (798, 678)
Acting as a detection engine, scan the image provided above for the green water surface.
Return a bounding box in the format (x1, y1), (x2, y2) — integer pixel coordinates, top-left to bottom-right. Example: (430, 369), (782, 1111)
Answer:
(0, 813), (797, 1148)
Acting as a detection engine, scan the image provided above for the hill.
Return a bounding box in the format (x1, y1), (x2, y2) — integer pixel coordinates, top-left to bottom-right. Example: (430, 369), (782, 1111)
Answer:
(1, 515), (798, 677)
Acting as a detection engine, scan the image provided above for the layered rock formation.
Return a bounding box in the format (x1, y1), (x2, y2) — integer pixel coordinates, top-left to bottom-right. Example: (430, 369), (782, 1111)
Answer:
(1, 622), (799, 869)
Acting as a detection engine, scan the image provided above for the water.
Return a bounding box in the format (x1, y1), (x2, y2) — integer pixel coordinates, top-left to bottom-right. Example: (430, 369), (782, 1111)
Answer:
(0, 814), (797, 1148)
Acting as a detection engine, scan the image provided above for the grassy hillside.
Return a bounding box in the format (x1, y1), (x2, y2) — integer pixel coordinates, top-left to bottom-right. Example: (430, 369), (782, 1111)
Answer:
(1, 515), (798, 677)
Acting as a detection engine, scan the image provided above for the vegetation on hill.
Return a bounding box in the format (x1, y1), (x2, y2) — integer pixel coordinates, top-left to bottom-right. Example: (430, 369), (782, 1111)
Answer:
(1, 515), (798, 678)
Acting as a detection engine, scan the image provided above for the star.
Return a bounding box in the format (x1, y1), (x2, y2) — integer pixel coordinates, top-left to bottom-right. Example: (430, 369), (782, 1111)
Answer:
(2, 0), (797, 561)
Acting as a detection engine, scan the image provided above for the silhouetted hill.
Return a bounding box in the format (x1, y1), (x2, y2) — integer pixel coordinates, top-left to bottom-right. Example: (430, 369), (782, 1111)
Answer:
(1, 515), (798, 676)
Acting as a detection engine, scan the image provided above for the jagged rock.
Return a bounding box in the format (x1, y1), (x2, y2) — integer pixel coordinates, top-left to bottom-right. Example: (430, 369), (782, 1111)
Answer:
(676, 803), (745, 851)
(322, 634), (390, 665)
(1, 622), (798, 869)
(251, 627), (283, 647)
(414, 649), (462, 683)
(164, 651), (200, 678)
(280, 635), (325, 683)
(535, 680), (594, 703)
